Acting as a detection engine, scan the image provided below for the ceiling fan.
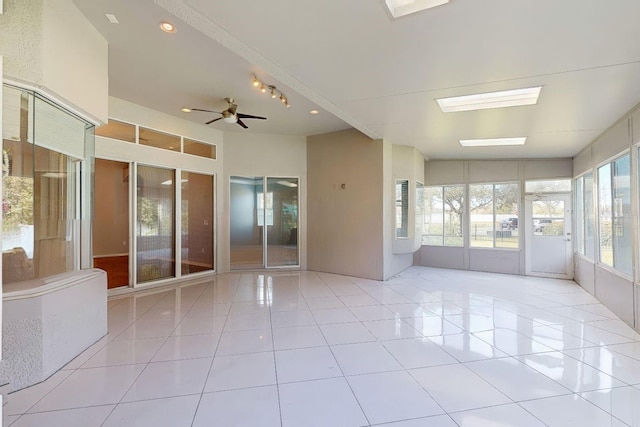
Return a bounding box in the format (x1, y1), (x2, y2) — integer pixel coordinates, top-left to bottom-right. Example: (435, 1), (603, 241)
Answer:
(191, 98), (266, 129)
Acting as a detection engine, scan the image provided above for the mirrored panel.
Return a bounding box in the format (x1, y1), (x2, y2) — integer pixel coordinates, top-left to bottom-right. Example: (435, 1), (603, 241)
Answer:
(230, 176), (264, 269)
(266, 177), (299, 266)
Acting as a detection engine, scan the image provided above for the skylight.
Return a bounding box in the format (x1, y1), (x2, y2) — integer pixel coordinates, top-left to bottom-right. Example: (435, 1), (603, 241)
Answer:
(437, 87), (542, 113)
(384, 0), (450, 18)
(459, 137), (527, 147)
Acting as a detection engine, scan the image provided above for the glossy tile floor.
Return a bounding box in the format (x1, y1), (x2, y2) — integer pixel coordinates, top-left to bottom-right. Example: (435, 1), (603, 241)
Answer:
(5, 267), (640, 426)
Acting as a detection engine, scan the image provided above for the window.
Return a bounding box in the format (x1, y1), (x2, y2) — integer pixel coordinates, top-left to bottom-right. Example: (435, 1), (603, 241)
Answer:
(525, 179), (572, 193)
(184, 138), (216, 160)
(575, 177), (584, 254)
(423, 185), (463, 246)
(575, 173), (595, 258)
(470, 182), (519, 249)
(95, 119), (136, 143)
(139, 127), (181, 152)
(597, 154), (632, 275)
(395, 180), (409, 238)
(416, 182), (425, 241)
(2, 85), (92, 285)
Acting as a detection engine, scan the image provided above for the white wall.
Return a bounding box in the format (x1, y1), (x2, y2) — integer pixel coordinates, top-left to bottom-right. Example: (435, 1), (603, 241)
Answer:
(223, 132), (307, 273)
(384, 144), (425, 279)
(420, 159), (573, 275)
(0, 0), (108, 123)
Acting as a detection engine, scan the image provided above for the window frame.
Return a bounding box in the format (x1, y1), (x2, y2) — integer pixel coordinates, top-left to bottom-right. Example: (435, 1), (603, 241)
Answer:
(422, 184), (464, 247)
(595, 150), (633, 278)
(468, 181), (521, 250)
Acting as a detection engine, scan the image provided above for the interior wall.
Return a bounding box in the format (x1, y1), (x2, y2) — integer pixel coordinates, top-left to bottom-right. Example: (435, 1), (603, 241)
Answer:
(384, 144), (425, 279)
(420, 158), (572, 275)
(0, 0), (108, 123)
(223, 132), (307, 273)
(307, 129), (384, 280)
(572, 103), (640, 331)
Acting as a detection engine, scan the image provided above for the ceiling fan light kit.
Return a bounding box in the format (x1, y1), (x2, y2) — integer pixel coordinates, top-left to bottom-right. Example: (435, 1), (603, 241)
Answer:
(252, 75), (290, 108)
(189, 98), (267, 129)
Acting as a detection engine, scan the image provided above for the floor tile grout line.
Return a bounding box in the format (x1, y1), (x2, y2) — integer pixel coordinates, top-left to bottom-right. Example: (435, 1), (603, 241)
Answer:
(267, 284), (284, 427)
(99, 280), (210, 427)
(308, 271), (372, 426)
(189, 274), (237, 427)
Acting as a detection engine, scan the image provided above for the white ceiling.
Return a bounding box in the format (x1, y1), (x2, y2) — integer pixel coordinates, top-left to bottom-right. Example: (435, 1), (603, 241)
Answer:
(73, 0), (640, 159)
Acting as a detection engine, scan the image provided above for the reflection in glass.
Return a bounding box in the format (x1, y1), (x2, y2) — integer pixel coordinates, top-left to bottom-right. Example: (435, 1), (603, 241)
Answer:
(2, 86), (88, 285)
(584, 173), (595, 259)
(181, 171), (214, 274)
(95, 119), (136, 143)
(395, 180), (409, 238)
(525, 179), (572, 193)
(184, 138), (216, 159)
(575, 177), (584, 254)
(230, 176), (264, 269)
(598, 163), (613, 267)
(136, 165), (175, 282)
(139, 127), (180, 152)
(93, 159), (130, 288)
(266, 178), (299, 266)
(613, 154), (632, 275)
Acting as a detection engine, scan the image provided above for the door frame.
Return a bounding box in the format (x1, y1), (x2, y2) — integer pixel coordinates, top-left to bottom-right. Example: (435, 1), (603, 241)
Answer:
(525, 193), (573, 279)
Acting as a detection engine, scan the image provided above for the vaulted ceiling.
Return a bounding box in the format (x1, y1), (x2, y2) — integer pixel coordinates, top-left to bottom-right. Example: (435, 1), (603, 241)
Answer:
(74, 0), (640, 159)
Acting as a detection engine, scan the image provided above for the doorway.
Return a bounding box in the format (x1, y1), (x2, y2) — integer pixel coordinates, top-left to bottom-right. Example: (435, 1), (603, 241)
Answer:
(230, 176), (299, 270)
(93, 158), (130, 289)
(525, 193), (573, 279)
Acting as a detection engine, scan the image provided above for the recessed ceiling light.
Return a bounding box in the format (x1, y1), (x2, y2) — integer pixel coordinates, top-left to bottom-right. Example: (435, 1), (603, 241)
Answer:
(181, 108), (192, 113)
(437, 87), (542, 113)
(460, 137), (527, 147)
(385, 0), (449, 18)
(159, 22), (176, 33)
(105, 14), (119, 24)
(309, 110), (319, 115)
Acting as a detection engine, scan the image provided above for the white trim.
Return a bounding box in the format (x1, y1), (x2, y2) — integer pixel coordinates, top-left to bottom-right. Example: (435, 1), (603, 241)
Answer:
(3, 77), (103, 126)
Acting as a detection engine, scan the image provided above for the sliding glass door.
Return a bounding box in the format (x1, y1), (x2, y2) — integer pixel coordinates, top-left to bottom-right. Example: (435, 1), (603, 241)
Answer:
(136, 165), (175, 283)
(230, 176), (299, 269)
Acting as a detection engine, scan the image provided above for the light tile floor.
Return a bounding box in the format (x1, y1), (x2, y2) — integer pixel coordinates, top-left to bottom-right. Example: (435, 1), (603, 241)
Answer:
(5, 267), (640, 426)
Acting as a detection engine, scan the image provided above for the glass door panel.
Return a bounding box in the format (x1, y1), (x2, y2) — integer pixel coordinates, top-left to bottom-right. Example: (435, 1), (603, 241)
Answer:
(93, 159), (130, 288)
(181, 171), (214, 274)
(136, 165), (175, 283)
(230, 176), (264, 269)
(266, 178), (299, 266)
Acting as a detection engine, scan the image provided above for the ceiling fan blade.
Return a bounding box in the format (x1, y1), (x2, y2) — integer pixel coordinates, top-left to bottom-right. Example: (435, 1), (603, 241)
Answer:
(237, 113), (267, 120)
(191, 108), (222, 114)
(236, 119), (249, 129)
(206, 117), (223, 125)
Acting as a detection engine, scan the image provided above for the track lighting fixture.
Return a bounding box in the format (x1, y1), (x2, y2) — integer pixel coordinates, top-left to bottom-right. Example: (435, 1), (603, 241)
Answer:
(251, 75), (290, 108)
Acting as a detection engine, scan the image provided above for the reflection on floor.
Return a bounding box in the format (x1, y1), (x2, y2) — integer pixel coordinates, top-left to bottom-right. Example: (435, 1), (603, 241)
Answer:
(230, 244), (298, 269)
(5, 267), (640, 426)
